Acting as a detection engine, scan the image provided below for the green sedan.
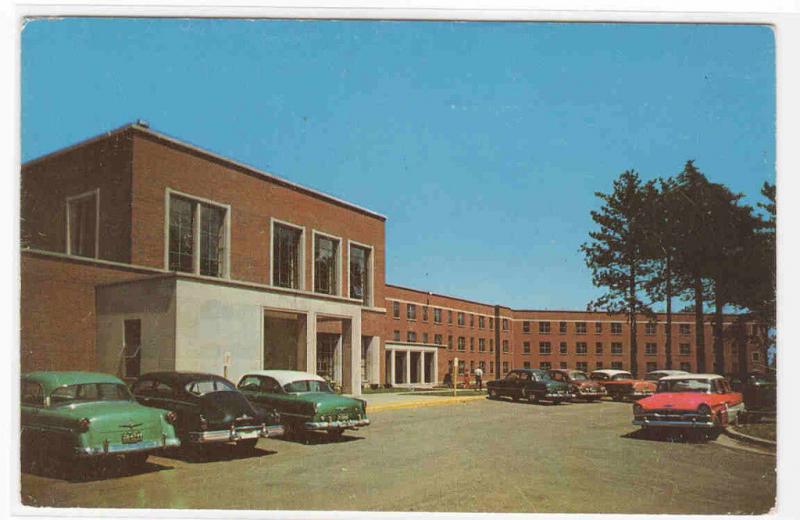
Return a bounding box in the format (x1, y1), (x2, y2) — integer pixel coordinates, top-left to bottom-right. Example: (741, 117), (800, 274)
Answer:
(20, 371), (180, 473)
(237, 370), (369, 440)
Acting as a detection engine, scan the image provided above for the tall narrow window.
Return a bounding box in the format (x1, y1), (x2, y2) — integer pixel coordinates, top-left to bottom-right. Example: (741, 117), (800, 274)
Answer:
(67, 190), (98, 258)
(349, 244), (371, 305)
(273, 223), (303, 288)
(169, 193), (228, 277)
(314, 234), (339, 295)
(123, 319), (142, 380)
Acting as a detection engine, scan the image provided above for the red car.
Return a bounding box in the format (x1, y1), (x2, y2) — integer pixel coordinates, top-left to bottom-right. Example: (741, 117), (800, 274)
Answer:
(589, 369), (656, 401)
(549, 369), (606, 402)
(632, 373), (744, 437)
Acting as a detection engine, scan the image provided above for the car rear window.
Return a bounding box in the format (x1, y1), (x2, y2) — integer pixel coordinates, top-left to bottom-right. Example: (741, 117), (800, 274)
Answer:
(50, 383), (132, 405)
(186, 379), (236, 396)
(284, 380), (333, 393)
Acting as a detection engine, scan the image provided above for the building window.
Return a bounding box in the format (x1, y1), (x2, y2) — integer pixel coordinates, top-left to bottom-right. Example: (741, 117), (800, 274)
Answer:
(458, 360), (465, 375)
(502, 319), (509, 331)
(502, 340), (509, 353)
(489, 318), (494, 330)
(611, 342), (623, 355)
(422, 306), (429, 322)
(434, 334), (442, 345)
(539, 321), (551, 334)
(559, 321), (567, 334)
(392, 301), (400, 319)
(470, 314), (475, 328)
(502, 362), (509, 374)
(391, 330), (399, 341)
(490, 361), (494, 373)
(349, 243), (372, 305)
(559, 362), (567, 369)
(680, 362), (691, 371)
(458, 337), (466, 351)
(576, 342), (587, 355)
(479, 316), (485, 329)
(457, 312), (465, 326)
(645, 322), (657, 336)
(470, 337), (475, 352)
(523, 341), (531, 354)
(559, 342), (568, 354)
(434, 308), (442, 323)
(646, 362), (658, 373)
(489, 339), (494, 352)
(422, 332), (429, 344)
(407, 331), (417, 343)
(595, 322), (603, 334)
(524, 361), (531, 369)
(479, 338), (486, 352)
(611, 361), (623, 370)
(479, 361), (486, 371)
(470, 360), (475, 372)
(576, 361), (588, 372)
(576, 322), (587, 335)
(66, 189), (99, 258)
(447, 336), (453, 351)
(679, 343), (690, 355)
(170, 193), (229, 277)
(272, 221), (303, 288)
(611, 322), (623, 335)
(645, 342), (657, 355)
(540, 361), (552, 370)
(595, 342), (603, 354)
(539, 342), (551, 355)
(407, 304), (417, 321)
(313, 233), (340, 295)
(752, 351), (761, 362)
(679, 323), (691, 336)
(523, 321), (530, 333)
(595, 361), (603, 369)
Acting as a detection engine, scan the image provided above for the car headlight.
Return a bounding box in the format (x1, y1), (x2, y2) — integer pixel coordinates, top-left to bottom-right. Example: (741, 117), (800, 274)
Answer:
(633, 403), (643, 415)
(697, 404), (712, 416)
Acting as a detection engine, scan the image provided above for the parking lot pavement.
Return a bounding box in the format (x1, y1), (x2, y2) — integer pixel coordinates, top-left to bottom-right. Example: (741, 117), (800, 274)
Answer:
(19, 398), (776, 514)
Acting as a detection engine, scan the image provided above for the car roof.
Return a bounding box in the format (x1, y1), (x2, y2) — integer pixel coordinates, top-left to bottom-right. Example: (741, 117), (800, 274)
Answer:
(659, 373), (724, 381)
(240, 370), (325, 387)
(23, 371), (124, 394)
(647, 370), (689, 376)
(591, 369), (631, 376)
(138, 371), (232, 385)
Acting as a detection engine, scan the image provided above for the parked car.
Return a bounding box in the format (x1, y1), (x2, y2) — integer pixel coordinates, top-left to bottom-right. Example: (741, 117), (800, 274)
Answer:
(486, 368), (571, 404)
(237, 370), (369, 439)
(20, 371), (180, 471)
(590, 369), (656, 401)
(131, 372), (283, 454)
(741, 372), (776, 414)
(549, 369), (606, 402)
(632, 373), (744, 438)
(644, 369), (689, 382)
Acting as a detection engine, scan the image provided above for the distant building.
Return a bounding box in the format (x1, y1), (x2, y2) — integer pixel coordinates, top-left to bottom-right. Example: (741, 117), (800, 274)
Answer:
(20, 123), (766, 393)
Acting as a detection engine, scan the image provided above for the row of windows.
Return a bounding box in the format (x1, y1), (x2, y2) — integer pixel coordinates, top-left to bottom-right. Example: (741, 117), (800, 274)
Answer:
(520, 320), (693, 336)
(392, 332), (512, 353)
(391, 302), (509, 330)
(520, 341), (695, 356)
(516, 361), (695, 372)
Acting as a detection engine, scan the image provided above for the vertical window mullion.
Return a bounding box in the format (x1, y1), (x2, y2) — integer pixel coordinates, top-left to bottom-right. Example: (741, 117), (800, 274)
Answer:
(193, 201), (201, 274)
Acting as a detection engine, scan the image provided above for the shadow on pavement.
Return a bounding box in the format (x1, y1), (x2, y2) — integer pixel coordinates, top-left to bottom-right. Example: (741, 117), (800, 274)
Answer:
(274, 432), (365, 445)
(622, 427), (720, 444)
(21, 456), (174, 483)
(158, 445), (277, 464)
(485, 396), (570, 406)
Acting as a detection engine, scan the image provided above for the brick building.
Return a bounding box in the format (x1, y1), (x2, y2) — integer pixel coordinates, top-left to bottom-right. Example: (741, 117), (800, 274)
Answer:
(20, 123), (766, 393)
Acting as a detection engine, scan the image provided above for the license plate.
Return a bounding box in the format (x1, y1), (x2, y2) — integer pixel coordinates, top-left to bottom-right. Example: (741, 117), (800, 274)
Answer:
(121, 430), (143, 444)
(337, 414), (350, 421)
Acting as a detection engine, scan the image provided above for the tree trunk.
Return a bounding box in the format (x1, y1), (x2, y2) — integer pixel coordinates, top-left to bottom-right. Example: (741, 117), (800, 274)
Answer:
(694, 275), (706, 372)
(713, 280), (725, 375)
(629, 266), (639, 377)
(664, 256), (673, 370)
(737, 321), (748, 382)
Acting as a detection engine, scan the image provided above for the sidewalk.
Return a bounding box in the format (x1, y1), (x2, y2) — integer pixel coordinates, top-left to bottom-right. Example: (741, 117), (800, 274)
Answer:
(358, 391), (487, 412)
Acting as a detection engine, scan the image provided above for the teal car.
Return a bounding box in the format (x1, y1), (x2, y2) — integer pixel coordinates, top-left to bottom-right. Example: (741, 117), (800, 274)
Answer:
(20, 371), (180, 471)
(237, 370), (369, 440)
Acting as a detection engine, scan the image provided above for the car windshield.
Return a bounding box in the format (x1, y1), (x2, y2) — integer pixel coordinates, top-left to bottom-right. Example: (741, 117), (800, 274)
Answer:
(284, 380), (334, 393)
(185, 379), (236, 396)
(657, 378), (711, 393)
(571, 373), (588, 381)
(613, 374), (633, 380)
(644, 373), (663, 381)
(50, 383), (133, 405)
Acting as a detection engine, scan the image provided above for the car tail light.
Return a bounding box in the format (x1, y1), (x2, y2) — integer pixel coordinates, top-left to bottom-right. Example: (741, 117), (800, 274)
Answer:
(77, 417), (91, 432)
(199, 414), (208, 431)
(633, 403), (643, 415)
(165, 411), (178, 424)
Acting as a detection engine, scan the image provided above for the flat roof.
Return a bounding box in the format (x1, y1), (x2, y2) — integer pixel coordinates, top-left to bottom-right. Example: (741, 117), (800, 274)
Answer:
(22, 122), (387, 222)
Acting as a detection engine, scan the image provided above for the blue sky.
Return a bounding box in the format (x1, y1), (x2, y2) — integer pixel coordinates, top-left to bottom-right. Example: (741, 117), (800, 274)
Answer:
(21, 19), (775, 310)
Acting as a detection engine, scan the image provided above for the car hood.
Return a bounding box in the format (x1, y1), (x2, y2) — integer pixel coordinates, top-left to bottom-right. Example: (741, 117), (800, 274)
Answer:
(299, 392), (365, 414)
(50, 400), (165, 432)
(638, 392), (711, 411)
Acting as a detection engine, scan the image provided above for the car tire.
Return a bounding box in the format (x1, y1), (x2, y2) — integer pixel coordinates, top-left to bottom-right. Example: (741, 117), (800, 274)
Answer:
(488, 389), (498, 399)
(612, 393), (623, 402)
(520, 388), (529, 401)
(530, 393), (539, 404)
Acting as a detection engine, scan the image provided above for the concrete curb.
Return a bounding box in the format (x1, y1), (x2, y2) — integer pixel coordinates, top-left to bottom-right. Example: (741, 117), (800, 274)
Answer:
(369, 395), (486, 413)
(723, 427), (777, 449)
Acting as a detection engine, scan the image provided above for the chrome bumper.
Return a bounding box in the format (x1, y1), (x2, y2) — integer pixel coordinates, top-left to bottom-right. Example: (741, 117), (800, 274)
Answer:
(543, 393), (570, 400)
(633, 417), (715, 429)
(304, 418), (371, 431)
(573, 392), (606, 399)
(188, 424), (282, 444)
(629, 391), (654, 399)
(75, 435), (181, 457)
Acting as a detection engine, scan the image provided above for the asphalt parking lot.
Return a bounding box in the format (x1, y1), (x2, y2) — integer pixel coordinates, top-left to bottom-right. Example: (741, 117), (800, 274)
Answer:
(19, 398), (776, 514)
